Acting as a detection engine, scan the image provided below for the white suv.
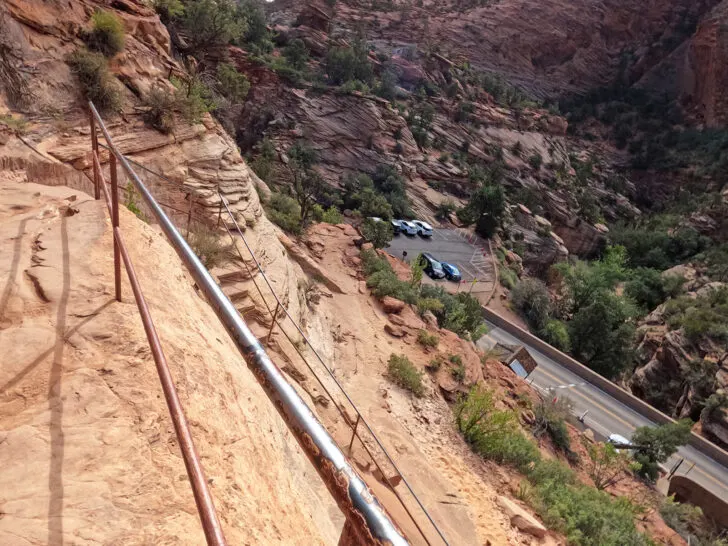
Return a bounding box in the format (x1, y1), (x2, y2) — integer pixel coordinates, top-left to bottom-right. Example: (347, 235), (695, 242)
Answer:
(397, 220), (418, 236)
(412, 220), (433, 237)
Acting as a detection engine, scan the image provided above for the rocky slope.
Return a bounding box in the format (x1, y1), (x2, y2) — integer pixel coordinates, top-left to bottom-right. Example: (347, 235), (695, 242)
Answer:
(0, 177), (339, 544)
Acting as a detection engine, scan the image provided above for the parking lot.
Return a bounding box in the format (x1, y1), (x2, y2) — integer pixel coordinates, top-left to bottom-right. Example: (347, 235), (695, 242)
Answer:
(386, 228), (495, 295)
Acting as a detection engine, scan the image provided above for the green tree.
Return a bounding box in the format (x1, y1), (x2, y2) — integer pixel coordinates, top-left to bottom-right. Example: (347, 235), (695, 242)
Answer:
(631, 419), (692, 481)
(624, 267), (666, 313)
(583, 440), (638, 490)
(288, 141), (325, 227)
(341, 173), (394, 219)
(541, 319), (571, 352)
(216, 62), (250, 102)
(325, 37), (372, 85)
(568, 290), (636, 378)
(153, 0), (184, 21)
(361, 218), (394, 249)
(181, 0), (246, 54)
(371, 165), (411, 218)
(553, 246), (627, 311)
(457, 183), (505, 238)
(511, 279), (551, 330)
(284, 39), (310, 71)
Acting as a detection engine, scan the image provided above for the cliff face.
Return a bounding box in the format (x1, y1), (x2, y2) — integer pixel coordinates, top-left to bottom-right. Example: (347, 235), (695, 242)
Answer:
(681, 1), (728, 127)
(326, 0), (720, 96)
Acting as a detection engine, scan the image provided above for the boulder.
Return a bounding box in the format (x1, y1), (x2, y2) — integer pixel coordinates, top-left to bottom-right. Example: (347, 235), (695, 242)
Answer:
(381, 296), (406, 314)
(495, 496), (547, 538)
(384, 323), (406, 338)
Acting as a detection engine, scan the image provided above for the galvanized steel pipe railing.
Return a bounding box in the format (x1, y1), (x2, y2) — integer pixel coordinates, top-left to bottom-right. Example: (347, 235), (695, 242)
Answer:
(88, 102), (409, 546)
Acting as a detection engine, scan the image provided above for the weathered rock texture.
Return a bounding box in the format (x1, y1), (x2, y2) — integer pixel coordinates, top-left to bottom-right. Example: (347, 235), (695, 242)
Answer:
(0, 179), (339, 544)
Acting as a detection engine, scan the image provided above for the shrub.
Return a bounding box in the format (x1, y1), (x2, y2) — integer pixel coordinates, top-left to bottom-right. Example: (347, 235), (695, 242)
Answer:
(361, 218), (394, 248)
(532, 397), (573, 454)
(631, 419), (692, 481)
(417, 329), (439, 348)
(624, 267), (666, 312)
(416, 297), (444, 316)
(499, 266), (518, 290)
(360, 248), (391, 276)
(426, 355), (443, 371)
(458, 181), (506, 238)
(142, 86), (177, 133)
(511, 140), (523, 157)
(187, 224), (233, 269)
(367, 269), (417, 303)
(540, 319), (570, 352)
(387, 354), (424, 397)
(67, 49), (122, 113)
(181, 0), (246, 54)
(451, 361), (466, 382)
(663, 286), (728, 344)
(172, 76), (216, 123)
(435, 199), (457, 221)
(153, 0), (184, 20)
(511, 279), (551, 330)
(85, 10), (125, 57)
(528, 153), (543, 169)
(320, 206), (343, 224)
(419, 284), (485, 339)
(216, 63), (250, 102)
(284, 39), (310, 71)
(266, 192), (302, 235)
(325, 39), (372, 85)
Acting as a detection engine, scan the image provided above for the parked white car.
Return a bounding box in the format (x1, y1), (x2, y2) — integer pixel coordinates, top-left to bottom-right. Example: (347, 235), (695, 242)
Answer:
(397, 220), (418, 236)
(411, 220), (433, 237)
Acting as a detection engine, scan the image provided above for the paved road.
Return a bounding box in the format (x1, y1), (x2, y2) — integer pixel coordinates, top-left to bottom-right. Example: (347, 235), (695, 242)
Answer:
(386, 229), (494, 295)
(478, 321), (728, 502)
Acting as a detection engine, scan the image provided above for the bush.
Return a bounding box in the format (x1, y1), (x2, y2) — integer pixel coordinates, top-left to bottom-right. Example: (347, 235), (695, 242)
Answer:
(458, 181), (506, 238)
(85, 10), (125, 57)
(142, 86), (176, 133)
(320, 205), (343, 224)
(67, 49), (122, 113)
(284, 39), (310, 71)
(360, 248), (391, 276)
(631, 420), (692, 481)
(266, 192), (302, 234)
(512, 140), (523, 157)
(187, 224), (233, 269)
(181, 0), (246, 54)
(367, 269), (417, 303)
(216, 63), (250, 102)
(361, 218), (394, 248)
(172, 76), (216, 123)
(499, 266), (518, 290)
(528, 153), (543, 169)
(417, 329), (439, 348)
(387, 354), (424, 397)
(435, 199), (457, 221)
(419, 284), (485, 339)
(624, 267), (667, 313)
(153, 0), (184, 20)
(451, 361), (466, 382)
(663, 286), (728, 344)
(416, 297), (444, 316)
(455, 387), (540, 470)
(533, 397), (573, 454)
(540, 319), (570, 352)
(568, 290), (636, 378)
(325, 39), (372, 85)
(511, 279), (551, 330)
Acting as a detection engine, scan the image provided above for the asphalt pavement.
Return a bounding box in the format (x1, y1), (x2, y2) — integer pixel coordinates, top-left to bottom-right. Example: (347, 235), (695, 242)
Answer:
(478, 321), (728, 502)
(386, 229), (493, 294)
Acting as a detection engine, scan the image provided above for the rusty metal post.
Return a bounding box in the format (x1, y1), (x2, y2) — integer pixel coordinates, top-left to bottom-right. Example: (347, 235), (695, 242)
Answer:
(110, 153), (122, 302)
(90, 109), (100, 200)
(266, 302), (280, 346)
(216, 196), (223, 227)
(347, 414), (361, 455)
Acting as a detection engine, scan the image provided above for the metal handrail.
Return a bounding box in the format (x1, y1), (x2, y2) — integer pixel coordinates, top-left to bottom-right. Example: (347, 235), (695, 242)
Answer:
(217, 196), (450, 546)
(90, 128), (227, 545)
(88, 102), (409, 546)
(102, 146), (450, 545)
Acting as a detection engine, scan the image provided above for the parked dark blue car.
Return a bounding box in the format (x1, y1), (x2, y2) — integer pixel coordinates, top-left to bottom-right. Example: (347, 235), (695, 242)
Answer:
(441, 262), (462, 281)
